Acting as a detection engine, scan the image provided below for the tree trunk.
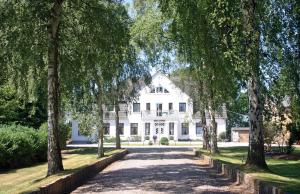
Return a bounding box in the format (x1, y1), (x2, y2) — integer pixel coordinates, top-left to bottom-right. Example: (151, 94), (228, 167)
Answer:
(246, 73), (267, 168)
(241, 0), (268, 169)
(97, 89), (104, 158)
(208, 105), (218, 154)
(115, 102), (121, 149)
(201, 109), (209, 149)
(47, 0), (64, 176)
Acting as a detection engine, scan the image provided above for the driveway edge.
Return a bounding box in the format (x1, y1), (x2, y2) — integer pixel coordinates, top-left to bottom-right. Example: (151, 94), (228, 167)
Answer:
(194, 149), (287, 194)
(28, 149), (128, 194)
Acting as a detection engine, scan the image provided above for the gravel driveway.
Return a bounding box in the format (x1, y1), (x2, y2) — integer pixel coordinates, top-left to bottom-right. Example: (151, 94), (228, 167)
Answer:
(72, 148), (246, 194)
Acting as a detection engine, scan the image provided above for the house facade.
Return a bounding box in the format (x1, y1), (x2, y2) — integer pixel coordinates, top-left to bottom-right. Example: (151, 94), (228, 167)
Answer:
(71, 72), (227, 142)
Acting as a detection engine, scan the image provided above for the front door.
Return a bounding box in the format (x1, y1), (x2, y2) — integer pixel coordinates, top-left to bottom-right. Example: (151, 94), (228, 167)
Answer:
(156, 103), (162, 116)
(154, 121), (165, 144)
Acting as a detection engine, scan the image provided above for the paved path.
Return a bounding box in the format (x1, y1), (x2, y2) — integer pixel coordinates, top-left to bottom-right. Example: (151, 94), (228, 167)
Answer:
(72, 148), (247, 194)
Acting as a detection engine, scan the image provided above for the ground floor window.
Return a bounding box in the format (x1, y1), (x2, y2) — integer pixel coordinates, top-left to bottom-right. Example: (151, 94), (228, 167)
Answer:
(118, 123), (124, 135)
(181, 123), (189, 135)
(104, 123), (110, 135)
(131, 123), (138, 135)
(169, 122), (174, 135)
(145, 123), (150, 135)
(196, 123), (203, 136)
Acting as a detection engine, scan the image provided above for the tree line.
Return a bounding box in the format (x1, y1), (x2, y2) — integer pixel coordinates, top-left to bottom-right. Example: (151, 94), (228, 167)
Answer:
(0, 0), (299, 176)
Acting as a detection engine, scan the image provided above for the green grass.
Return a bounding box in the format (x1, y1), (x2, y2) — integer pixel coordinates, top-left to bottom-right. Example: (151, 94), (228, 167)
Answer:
(198, 147), (300, 193)
(0, 148), (124, 194)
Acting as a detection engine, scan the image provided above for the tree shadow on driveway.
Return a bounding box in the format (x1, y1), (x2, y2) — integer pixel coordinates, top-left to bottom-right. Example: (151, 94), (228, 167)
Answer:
(73, 148), (244, 194)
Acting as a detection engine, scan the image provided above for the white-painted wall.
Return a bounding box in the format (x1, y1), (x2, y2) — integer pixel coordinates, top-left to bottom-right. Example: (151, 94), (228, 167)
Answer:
(71, 72), (227, 142)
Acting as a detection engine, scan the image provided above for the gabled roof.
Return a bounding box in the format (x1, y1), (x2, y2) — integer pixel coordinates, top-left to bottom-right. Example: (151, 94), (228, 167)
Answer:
(147, 71), (191, 98)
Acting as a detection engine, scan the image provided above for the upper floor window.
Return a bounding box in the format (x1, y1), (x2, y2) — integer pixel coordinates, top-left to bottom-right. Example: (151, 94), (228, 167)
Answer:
(107, 104), (114, 111)
(150, 87), (155, 93)
(150, 86), (170, 94)
(179, 102), (186, 112)
(156, 87), (163, 93)
(133, 103), (140, 112)
(146, 103), (151, 111)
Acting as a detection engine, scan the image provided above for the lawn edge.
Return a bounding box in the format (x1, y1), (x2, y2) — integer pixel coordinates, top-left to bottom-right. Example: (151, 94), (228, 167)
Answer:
(27, 149), (128, 194)
(193, 149), (289, 194)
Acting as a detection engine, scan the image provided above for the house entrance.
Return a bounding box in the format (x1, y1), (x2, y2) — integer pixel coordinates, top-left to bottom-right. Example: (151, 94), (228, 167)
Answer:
(154, 120), (165, 144)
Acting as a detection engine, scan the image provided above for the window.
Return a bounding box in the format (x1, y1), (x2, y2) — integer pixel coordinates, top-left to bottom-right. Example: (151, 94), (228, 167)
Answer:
(169, 122), (174, 135)
(156, 87), (163, 93)
(196, 123), (203, 136)
(145, 123), (150, 135)
(169, 103), (173, 111)
(164, 88), (169, 93)
(118, 123), (124, 135)
(133, 103), (140, 112)
(150, 87), (155, 93)
(130, 123), (138, 135)
(161, 128), (164, 134)
(179, 102), (186, 112)
(104, 123), (110, 135)
(107, 105), (114, 111)
(146, 103), (151, 111)
(181, 123), (189, 135)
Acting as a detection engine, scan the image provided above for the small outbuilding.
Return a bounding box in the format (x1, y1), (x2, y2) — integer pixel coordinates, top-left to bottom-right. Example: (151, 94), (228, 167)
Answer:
(231, 127), (249, 142)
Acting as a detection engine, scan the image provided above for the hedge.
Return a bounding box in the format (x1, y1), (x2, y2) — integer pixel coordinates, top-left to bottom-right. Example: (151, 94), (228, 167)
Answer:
(0, 124), (47, 169)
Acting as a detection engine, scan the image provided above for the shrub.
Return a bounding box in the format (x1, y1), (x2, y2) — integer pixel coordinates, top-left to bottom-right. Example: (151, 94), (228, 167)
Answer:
(39, 122), (70, 149)
(148, 140), (153, 145)
(0, 124), (47, 169)
(160, 137), (169, 145)
(218, 132), (227, 142)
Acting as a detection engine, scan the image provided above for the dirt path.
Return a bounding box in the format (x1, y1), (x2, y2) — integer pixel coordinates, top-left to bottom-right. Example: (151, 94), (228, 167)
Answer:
(72, 148), (246, 194)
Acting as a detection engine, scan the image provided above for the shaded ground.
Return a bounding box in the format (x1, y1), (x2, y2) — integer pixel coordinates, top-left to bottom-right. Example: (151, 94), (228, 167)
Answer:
(72, 148), (247, 194)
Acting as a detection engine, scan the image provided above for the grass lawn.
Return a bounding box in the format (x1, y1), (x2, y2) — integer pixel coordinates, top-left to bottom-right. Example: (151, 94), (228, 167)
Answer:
(198, 147), (300, 194)
(0, 148), (123, 194)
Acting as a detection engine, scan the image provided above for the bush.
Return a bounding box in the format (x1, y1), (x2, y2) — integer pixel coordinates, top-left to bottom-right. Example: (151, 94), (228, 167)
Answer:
(218, 132), (227, 142)
(160, 137), (169, 145)
(0, 124), (47, 169)
(148, 140), (153, 145)
(39, 122), (70, 149)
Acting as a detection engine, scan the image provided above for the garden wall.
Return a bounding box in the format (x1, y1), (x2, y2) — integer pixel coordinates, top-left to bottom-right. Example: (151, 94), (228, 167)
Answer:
(194, 150), (286, 194)
(29, 149), (128, 194)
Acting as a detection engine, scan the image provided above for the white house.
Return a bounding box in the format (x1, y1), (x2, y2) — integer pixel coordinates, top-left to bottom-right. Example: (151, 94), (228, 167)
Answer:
(71, 72), (227, 142)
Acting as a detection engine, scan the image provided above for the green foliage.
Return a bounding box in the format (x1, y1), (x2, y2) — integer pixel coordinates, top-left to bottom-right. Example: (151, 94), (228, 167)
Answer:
(160, 137), (169, 145)
(218, 132), (227, 142)
(148, 140), (153, 145)
(39, 122), (71, 149)
(0, 124), (47, 169)
(0, 85), (47, 128)
(226, 92), (249, 140)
